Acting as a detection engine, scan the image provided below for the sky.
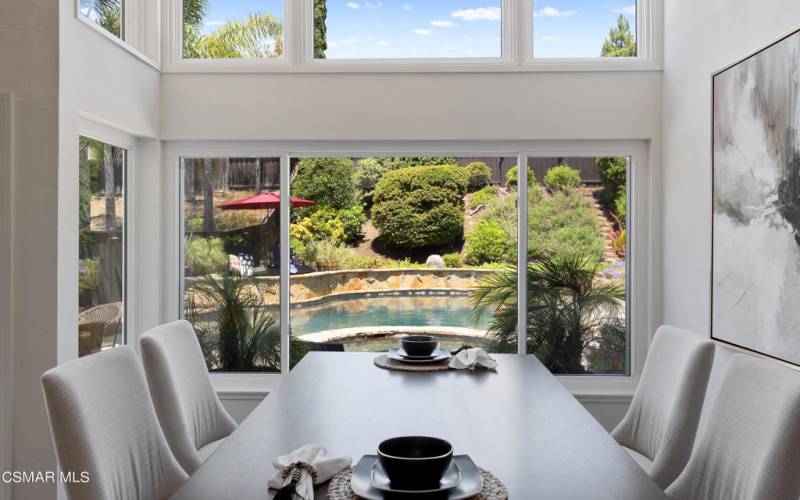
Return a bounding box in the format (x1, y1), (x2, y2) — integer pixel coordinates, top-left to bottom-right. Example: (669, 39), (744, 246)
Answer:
(197, 0), (636, 59)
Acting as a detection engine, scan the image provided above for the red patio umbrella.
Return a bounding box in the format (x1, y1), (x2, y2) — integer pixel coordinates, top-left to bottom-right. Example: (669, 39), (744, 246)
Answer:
(217, 192), (315, 210)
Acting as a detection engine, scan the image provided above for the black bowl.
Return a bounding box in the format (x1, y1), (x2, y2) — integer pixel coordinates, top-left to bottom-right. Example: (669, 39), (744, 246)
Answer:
(377, 436), (453, 490)
(401, 335), (439, 357)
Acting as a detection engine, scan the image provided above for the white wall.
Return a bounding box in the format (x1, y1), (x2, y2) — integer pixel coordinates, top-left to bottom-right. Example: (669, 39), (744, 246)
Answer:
(0, 2), (60, 499)
(661, 0), (800, 334)
(0, 3), (161, 499)
(160, 72), (661, 141)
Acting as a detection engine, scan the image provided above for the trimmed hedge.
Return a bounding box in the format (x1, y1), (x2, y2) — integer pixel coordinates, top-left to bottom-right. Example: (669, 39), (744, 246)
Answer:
(543, 165), (582, 192)
(443, 252), (463, 268)
(372, 165), (468, 248)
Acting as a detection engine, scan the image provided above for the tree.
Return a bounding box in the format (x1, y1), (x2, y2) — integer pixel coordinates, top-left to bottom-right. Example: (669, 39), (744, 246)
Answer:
(182, 0), (284, 59)
(472, 256), (625, 374)
(203, 158), (215, 234)
(314, 0), (328, 59)
(82, 0), (122, 37)
(292, 157), (356, 210)
(601, 15), (636, 57)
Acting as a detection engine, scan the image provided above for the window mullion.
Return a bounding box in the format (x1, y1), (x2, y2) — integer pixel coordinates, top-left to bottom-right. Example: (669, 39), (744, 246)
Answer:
(279, 155), (291, 374)
(516, 154), (528, 355)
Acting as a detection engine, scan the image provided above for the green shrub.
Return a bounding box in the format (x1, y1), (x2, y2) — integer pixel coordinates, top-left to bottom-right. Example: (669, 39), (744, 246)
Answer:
(465, 220), (511, 265)
(506, 165), (535, 187)
(292, 157), (356, 210)
(337, 205), (367, 243)
(185, 237), (228, 274)
(379, 157), (457, 169)
(615, 185), (627, 229)
(464, 161), (492, 191)
(290, 207), (345, 245)
(469, 185), (499, 209)
(372, 165), (468, 248)
(527, 193), (603, 262)
(186, 217), (204, 232)
(597, 157), (627, 208)
(543, 165), (582, 192)
(443, 252), (463, 268)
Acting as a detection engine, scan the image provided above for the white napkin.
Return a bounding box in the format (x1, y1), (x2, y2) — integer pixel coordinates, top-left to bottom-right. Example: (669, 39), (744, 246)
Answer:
(449, 348), (498, 370)
(268, 444), (351, 500)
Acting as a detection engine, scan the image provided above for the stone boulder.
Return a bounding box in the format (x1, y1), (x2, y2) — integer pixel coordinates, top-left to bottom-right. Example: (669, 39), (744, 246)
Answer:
(426, 254), (445, 268)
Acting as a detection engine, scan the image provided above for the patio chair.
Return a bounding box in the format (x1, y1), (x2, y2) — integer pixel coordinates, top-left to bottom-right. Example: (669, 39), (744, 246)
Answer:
(78, 302), (123, 356)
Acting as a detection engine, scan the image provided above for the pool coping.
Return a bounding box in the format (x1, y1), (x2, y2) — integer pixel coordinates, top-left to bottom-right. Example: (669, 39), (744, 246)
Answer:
(296, 325), (490, 343)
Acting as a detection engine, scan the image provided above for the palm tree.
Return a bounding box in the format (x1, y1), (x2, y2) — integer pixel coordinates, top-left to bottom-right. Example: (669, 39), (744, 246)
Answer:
(472, 255), (625, 374)
(186, 272), (309, 371)
(80, 0), (123, 37)
(182, 0), (284, 59)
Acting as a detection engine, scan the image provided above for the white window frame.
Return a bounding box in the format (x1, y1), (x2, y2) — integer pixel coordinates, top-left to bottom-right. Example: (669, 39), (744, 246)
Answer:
(78, 119), (137, 350)
(163, 140), (655, 398)
(75, 0), (161, 70)
(524, 0), (662, 71)
(161, 0), (661, 73)
(0, 90), (14, 500)
(162, 0), (294, 72)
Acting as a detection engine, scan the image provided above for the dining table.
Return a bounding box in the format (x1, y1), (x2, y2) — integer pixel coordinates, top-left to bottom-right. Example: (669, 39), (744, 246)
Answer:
(171, 352), (668, 499)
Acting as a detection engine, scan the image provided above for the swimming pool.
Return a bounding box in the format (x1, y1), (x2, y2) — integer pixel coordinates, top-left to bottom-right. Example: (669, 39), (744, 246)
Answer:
(290, 293), (491, 337)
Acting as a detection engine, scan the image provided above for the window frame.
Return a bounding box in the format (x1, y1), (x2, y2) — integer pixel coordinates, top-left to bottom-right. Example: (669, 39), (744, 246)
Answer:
(162, 0), (294, 72)
(163, 140), (653, 397)
(161, 0), (661, 73)
(524, 0), (661, 71)
(77, 120), (134, 351)
(75, 0), (161, 70)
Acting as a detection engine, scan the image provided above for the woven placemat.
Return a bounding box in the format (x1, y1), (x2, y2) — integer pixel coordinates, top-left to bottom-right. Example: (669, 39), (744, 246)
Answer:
(374, 354), (451, 372)
(326, 467), (508, 500)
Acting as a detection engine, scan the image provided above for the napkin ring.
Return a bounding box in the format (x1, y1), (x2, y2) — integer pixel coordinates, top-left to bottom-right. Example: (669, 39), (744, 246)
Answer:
(281, 461), (318, 482)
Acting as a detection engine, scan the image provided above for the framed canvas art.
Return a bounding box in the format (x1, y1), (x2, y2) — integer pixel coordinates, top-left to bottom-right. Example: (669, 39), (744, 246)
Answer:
(712, 28), (800, 365)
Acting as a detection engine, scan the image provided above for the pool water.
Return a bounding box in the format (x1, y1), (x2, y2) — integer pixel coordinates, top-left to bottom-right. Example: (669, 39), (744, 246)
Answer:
(290, 294), (491, 337)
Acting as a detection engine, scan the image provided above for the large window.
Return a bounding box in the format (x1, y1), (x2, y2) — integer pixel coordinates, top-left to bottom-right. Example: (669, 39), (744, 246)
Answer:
(79, 0), (124, 39)
(176, 152), (633, 377)
(78, 137), (126, 357)
(182, 0), (285, 59)
(181, 157), (283, 372)
(288, 157), (514, 362)
(315, 1), (503, 59)
(532, 1), (637, 58)
(525, 157), (629, 374)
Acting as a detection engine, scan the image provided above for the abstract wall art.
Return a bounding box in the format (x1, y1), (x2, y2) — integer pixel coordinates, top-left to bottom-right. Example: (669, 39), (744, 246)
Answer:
(712, 28), (800, 365)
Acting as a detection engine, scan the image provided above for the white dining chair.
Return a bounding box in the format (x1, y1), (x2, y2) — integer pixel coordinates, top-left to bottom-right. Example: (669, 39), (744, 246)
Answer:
(140, 320), (237, 474)
(612, 325), (714, 489)
(42, 346), (188, 500)
(666, 353), (800, 500)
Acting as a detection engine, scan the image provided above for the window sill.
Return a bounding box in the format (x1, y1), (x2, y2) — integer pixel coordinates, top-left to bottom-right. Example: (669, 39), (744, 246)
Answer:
(160, 58), (661, 74)
(76, 14), (160, 71)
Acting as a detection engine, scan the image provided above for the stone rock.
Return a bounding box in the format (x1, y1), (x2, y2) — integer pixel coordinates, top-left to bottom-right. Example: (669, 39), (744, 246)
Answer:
(426, 254), (445, 268)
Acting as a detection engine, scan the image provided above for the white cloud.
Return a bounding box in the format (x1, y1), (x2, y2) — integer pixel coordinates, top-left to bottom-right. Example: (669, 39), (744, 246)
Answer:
(365, 1), (382, 9)
(541, 35), (561, 41)
(430, 20), (456, 28)
(346, 2), (360, 9)
(533, 7), (577, 17)
(340, 36), (360, 45)
(451, 7), (501, 21)
(612, 5), (636, 15)
(402, 3), (413, 10)
(413, 29), (432, 36)
(328, 41), (340, 48)
(377, 40), (390, 46)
